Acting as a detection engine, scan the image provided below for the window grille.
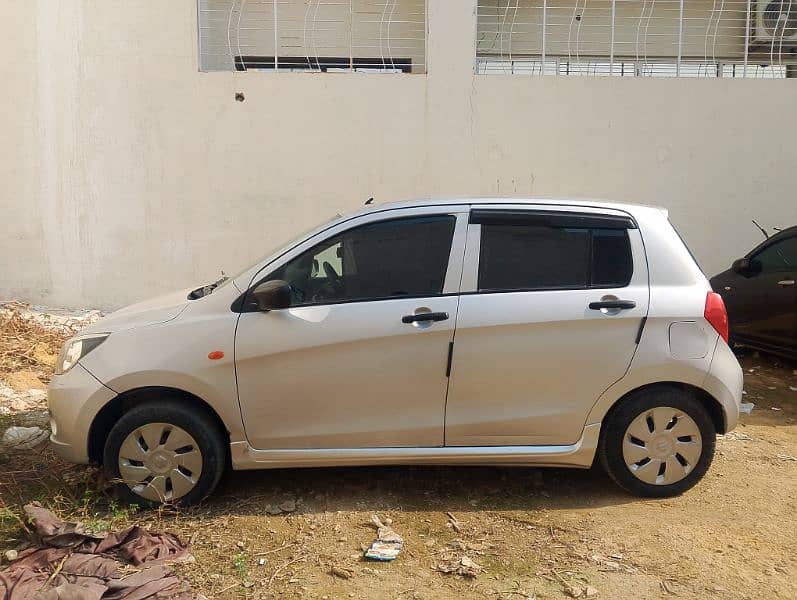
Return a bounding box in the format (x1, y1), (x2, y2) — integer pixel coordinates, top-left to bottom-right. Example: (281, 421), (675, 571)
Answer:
(199, 0), (427, 73)
(476, 0), (796, 77)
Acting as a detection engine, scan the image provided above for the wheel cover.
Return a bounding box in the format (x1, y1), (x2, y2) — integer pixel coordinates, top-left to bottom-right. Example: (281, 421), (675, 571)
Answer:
(117, 422), (203, 502)
(622, 407), (702, 486)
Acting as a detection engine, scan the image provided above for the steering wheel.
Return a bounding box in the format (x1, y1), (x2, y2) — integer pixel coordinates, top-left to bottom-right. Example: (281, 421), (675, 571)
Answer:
(311, 261), (343, 302)
(323, 261), (340, 284)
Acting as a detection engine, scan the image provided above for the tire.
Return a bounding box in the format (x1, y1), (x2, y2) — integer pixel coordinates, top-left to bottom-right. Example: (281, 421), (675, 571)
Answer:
(598, 386), (716, 498)
(103, 399), (227, 507)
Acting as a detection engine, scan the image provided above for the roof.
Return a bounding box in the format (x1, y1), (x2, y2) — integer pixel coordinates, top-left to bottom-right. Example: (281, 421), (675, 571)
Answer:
(349, 196), (668, 219)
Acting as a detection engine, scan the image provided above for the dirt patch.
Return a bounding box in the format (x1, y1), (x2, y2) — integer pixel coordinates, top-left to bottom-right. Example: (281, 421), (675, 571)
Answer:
(0, 312), (794, 599)
(3, 370), (46, 392)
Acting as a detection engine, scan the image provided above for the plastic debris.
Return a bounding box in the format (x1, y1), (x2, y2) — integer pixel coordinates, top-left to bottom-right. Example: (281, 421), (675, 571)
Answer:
(739, 402), (755, 415)
(562, 583), (599, 598)
(364, 515), (403, 561)
(721, 431), (753, 442)
(330, 565), (355, 579)
(433, 555), (483, 578)
(2, 426), (48, 450)
(446, 512), (462, 533)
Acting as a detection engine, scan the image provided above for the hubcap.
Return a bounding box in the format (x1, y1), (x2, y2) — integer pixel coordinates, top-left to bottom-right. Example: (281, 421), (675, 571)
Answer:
(117, 423), (203, 502)
(622, 407), (702, 486)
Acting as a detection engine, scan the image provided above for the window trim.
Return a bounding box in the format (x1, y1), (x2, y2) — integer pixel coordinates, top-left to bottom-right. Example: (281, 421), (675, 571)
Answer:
(469, 209), (637, 230)
(469, 210), (635, 294)
(232, 209), (469, 312)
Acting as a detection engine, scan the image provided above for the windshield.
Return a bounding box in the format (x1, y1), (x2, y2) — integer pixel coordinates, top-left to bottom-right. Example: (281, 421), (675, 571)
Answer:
(189, 213), (344, 299)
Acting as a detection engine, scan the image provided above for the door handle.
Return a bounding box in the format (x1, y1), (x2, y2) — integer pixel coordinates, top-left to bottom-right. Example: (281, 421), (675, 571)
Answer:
(588, 300), (637, 310)
(777, 279), (795, 287)
(402, 312), (449, 324)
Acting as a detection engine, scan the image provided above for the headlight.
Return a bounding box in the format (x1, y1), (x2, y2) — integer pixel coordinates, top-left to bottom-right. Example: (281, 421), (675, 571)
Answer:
(55, 334), (110, 375)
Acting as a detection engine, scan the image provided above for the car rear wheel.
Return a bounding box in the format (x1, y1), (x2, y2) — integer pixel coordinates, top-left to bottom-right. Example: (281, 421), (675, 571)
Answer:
(103, 400), (226, 507)
(599, 387), (716, 497)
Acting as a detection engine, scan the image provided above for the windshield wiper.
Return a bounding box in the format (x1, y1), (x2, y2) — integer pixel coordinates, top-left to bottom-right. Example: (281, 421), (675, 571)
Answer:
(188, 272), (229, 300)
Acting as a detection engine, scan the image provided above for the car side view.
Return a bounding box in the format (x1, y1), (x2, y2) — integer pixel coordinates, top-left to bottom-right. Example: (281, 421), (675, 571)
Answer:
(710, 225), (797, 360)
(48, 198), (743, 505)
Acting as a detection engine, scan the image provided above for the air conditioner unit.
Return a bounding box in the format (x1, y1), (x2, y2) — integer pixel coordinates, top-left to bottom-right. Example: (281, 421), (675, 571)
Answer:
(754, 0), (797, 45)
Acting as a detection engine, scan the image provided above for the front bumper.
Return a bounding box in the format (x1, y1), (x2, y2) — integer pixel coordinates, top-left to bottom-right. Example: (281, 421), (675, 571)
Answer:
(48, 363), (115, 464)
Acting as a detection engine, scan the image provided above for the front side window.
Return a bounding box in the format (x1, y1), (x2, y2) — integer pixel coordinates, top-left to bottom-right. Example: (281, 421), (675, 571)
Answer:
(267, 215), (455, 306)
(753, 236), (797, 272)
(477, 219), (633, 292)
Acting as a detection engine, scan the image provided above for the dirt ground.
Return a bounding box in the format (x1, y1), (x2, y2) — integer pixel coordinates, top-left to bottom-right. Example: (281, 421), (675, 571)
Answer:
(1, 304), (795, 599)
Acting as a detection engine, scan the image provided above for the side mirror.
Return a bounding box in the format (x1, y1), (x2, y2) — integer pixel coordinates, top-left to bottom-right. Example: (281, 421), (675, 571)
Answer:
(731, 258), (749, 274)
(731, 258), (761, 277)
(251, 280), (292, 311)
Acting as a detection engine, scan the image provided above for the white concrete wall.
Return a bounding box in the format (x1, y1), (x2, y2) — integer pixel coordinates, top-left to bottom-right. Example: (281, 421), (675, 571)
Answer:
(1, 0), (796, 309)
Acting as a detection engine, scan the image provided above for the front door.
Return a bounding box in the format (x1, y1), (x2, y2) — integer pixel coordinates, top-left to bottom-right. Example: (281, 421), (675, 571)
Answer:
(446, 207), (649, 447)
(235, 208), (467, 449)
(723, 233), (797, 353)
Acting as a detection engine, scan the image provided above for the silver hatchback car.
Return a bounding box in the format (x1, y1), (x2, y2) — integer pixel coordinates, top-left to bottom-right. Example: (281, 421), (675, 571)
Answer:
(49, 198), (743, 505)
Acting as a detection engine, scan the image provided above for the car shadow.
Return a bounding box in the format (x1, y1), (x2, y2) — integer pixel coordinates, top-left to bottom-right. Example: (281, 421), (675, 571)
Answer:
(207, 463), (639, 516)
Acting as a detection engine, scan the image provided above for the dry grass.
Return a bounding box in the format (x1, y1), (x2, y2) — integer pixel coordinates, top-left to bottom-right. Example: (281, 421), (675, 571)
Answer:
(0, 302), (71, 384)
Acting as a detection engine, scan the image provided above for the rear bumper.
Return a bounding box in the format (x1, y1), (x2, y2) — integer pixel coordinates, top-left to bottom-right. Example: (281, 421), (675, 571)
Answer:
(48, 363), (115, 464)
(703, 339), (743, 433)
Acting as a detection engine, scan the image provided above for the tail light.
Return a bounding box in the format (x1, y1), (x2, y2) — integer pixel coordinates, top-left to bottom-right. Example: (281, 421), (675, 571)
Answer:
(704, 291), (729, 343)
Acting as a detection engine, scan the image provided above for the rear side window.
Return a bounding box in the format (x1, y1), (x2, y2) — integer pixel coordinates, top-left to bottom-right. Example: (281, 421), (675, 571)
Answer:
(592, 229), (633, 286)
(476, 214), (633, 292)
(479, 225), (590, 290)
(267, 215), (455, 306)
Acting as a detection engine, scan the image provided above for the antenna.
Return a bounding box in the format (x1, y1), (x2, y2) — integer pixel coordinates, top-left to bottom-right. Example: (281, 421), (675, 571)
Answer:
(751, 219), (769, 239)
(364, 197), (374, 205)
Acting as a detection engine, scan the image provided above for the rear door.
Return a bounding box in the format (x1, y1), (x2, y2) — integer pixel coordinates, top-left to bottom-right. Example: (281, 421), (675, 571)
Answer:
(445, 206), (649, 447)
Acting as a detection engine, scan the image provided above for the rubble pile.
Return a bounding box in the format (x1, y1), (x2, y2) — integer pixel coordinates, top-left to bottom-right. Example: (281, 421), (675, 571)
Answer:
(0, 302), (101, 415)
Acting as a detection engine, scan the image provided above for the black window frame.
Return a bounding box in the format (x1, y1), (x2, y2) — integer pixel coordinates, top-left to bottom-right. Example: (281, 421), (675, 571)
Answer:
(471, 209), (636, 294)
(233, 214), (457, 312)
(750, 234), (797, 274)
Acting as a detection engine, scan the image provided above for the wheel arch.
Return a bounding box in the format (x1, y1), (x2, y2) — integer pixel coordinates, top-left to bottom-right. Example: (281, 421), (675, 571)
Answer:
(599, 381), (727, 436)
(88, 386), (230, 464)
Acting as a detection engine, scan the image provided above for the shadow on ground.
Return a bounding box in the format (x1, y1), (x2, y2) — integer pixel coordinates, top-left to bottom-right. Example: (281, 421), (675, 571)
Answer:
(208, 463), (636, 517)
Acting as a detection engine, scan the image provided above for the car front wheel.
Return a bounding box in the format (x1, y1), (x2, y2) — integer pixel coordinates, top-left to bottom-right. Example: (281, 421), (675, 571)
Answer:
(103, 400), (226, 507)
(599, 387), (716, 497)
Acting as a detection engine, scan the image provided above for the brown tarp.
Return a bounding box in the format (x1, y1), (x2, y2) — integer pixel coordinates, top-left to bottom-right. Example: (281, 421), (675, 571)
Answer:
(0, 503), (194, 600)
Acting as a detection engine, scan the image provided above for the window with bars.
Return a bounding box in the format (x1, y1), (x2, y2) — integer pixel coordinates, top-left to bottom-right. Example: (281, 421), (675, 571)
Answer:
(198, 0), (427, 73)
(476, 0), (797, 78)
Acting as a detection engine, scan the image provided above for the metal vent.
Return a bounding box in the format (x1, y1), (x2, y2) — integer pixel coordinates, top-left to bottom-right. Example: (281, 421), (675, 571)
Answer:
(198, 0), (427, 73)
(762, 1), (797, 37)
